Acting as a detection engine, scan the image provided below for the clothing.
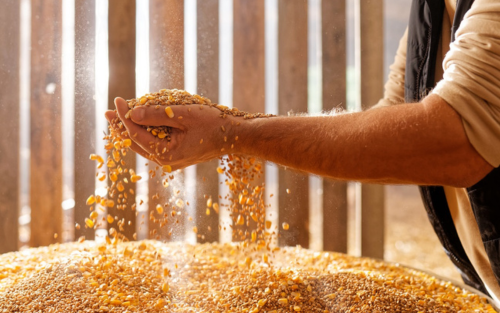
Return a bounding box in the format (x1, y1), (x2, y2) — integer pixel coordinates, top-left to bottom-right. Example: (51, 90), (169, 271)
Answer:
(376, 0), (500, 301)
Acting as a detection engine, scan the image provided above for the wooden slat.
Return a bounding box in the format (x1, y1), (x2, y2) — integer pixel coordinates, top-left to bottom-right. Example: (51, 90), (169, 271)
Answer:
(30, 0), (63, 247)
(149, 0), (184, 240)
(356, 0), (385, 259)
(321, 0), (348, 253)
(0, 0), (20, 253)
(278, 0), (309, 248)
(74, 0), (96, 240)
(196, 0), (219, 243)
(232, 0), (265, 241)
(108, 0), (136, 240)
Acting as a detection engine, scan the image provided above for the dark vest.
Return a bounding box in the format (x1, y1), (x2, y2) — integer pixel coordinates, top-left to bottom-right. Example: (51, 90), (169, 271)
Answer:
(406, 0), (500, 295)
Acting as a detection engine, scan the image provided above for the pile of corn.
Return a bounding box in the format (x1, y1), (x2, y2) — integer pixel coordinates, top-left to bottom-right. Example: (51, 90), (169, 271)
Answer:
(0, 240), (497, 312)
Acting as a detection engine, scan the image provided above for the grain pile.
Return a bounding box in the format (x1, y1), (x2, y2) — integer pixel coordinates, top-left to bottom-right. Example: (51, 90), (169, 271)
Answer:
(0, 241), (497, 312)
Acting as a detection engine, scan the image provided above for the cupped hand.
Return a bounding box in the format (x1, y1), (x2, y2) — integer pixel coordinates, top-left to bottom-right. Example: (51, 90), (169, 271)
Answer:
(105, 97), (241, 170)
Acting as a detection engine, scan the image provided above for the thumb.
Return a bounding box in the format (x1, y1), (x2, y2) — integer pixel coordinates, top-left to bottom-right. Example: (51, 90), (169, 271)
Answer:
(130, 105), (187, 129)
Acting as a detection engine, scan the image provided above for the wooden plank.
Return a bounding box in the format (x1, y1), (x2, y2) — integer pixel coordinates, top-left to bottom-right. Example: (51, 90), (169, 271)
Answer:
(149, 0), (184, 240)
(30, 0), (63, 247)
(108, 0), (136, 240)
(74, 0), (96, 240)
(196, 0), (219, 243)
(0, 0), (20, 253)
(355, 0), (385, 259)
(278, 0), (309, 248)
(232, 0), (265, 241)
(321, 0), (348, 253)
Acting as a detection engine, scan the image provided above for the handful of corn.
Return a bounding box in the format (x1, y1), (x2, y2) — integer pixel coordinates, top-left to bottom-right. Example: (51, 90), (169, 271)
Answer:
(0, 240), (497, 312)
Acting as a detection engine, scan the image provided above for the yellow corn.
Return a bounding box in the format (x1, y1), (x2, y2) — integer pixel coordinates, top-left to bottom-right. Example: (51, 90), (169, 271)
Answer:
(212, 203), (219, 214)
(165, 106), (174, 118)
(130, 175), (142, 183)
(162, 165), (172, 173)
(85, 218), (94, 228)
(86, 195), (96, 205)
(282, 222), (290, 230)
(156, 204), (163, 214)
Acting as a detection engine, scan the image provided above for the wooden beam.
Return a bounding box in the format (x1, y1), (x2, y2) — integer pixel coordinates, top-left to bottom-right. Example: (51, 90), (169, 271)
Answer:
(355, 0), (385, 259)
(74, 0), (96, 240)
(196, 0), (219, 243)
(108, 0), (136, 240)
(0, 0), (20, 253)
(278, 0), (309, 248)
(30, 0), (63, 247)
(149, 0), (184, 240)
(232, 0), (265, 241)
(322, 0), (348, 253)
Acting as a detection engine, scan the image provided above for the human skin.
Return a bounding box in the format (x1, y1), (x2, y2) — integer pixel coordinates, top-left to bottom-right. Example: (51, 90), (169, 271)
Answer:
(105, 94), (492, 188)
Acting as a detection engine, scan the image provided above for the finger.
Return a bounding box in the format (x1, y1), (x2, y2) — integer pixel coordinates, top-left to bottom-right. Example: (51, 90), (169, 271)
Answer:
(130, 105), (190, 129)
(105, 110), (116, 122)
(107, 104), (153, 160)
(115, 97), (173, 155)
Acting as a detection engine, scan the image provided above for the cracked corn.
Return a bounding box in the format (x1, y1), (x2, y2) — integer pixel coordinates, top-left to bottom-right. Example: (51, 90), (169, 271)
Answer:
(0, 241), (497, 312)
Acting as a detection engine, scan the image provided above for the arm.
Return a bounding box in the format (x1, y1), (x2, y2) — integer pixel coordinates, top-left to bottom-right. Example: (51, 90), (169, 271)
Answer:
(112, 94), (492, 188)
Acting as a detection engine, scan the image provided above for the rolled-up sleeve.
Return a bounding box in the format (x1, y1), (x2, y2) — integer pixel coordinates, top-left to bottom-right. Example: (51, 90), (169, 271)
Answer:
(432, 0), (500, 167)
(374, 28), (408, 108)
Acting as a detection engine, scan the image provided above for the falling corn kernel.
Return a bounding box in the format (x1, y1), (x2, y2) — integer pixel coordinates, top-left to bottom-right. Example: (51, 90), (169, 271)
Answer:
(286, 188), (291, 194)
(117, 181), (125, 192)
(207, 197), (212, 208)
(266, 221), (272, 229)
(130, 175), (142, 183)
(86, 195), (96, 205)
(107, 215), (114, 224)
(216, 167), (224, 174)
(89, 154), (104, 164)
(90, 211), (99, 220)
(122, 139), (132, 148)
(236, 215), (245, 225)
(85, 218), (94, 228)
(165, 106), (174, 118)
(250, 212), (258, 222)
(156, 204), (164, 214)
(206, 208), (210, 216)
(162, 165), (172, 173)
(212, 203), (219, 214)
(98, 173), (106, 181)
(251, 230), (257, 242)
(175, 199), (184, 209)
(192, 226), (198, 233)
(282, 222), (290, 230)
(109, 173), (118, 182)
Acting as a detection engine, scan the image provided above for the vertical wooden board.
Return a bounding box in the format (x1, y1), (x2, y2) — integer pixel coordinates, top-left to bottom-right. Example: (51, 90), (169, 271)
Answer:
(322, 179), (348, 252)
(196, 0), (219, 243)
(149, 0), (184, 240)
(74, 0), (96, 240)
(356, 0), (385, 259)
(277, 0), (309, 248)
(30, 0), (63, 247)
(322, 0), (348, 253)
(232, 0), (265, 241)
(0, 0), (20, 253)
(108, 0), (136, 240)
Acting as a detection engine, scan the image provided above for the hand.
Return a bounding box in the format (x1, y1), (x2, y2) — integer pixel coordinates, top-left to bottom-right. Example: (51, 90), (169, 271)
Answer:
(105, 97), (241, 170)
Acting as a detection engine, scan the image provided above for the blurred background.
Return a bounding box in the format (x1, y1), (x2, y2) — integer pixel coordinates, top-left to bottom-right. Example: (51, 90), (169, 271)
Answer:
(0, 0), (460, 281)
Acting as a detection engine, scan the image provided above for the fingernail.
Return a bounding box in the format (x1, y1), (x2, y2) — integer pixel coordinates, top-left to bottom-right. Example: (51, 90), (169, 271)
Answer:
(131, 107), (145, 121)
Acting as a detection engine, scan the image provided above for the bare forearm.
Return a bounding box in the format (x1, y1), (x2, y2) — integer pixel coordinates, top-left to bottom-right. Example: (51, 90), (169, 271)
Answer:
(237, 95), (492, 187)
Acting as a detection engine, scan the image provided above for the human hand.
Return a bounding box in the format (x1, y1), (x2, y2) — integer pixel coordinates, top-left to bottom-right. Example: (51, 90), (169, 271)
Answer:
(105, 97), (241, 170)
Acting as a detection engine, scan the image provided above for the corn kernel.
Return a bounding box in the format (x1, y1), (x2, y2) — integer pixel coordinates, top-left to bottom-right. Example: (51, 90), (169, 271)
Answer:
(165, 106), (174, 118)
